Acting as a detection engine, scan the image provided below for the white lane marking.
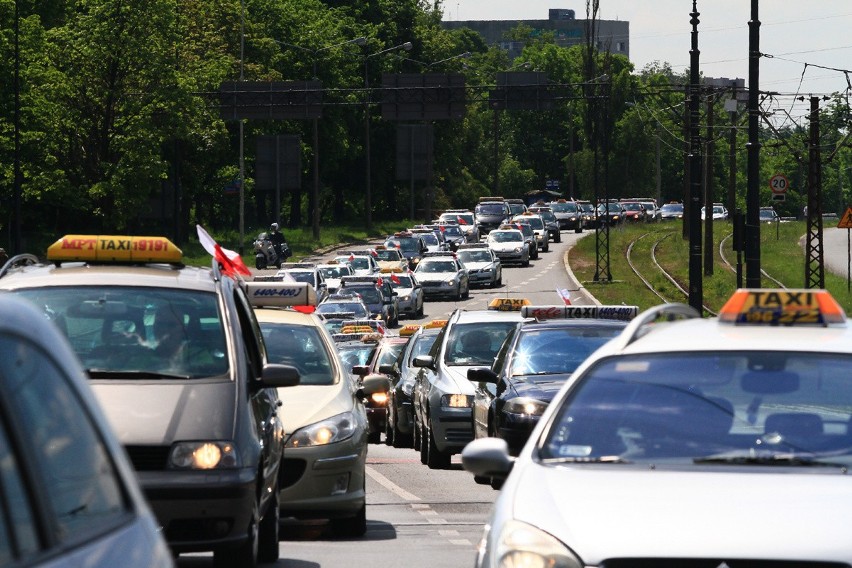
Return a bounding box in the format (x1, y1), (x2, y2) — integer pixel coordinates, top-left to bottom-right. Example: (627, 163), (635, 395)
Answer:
(449, 539), (472, 546)
(439, 530), (460, 537)
(365, 465), (421, 501)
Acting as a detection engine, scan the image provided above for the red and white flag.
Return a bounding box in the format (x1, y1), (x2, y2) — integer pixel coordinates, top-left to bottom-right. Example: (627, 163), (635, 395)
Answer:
(197, 225), (252, 279)
(556, 288), (572, 305)
(390, 273), (401, 284)
(457, 216), (467, 225)
(439, 225), (445, 232)
(376, 277), (384, 287)
(349, 254), (355, 261)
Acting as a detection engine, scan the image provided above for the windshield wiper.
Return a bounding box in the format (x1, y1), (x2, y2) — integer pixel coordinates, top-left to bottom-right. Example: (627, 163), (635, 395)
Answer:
(541, 455), (631, 464)
(694, 452), (848, 469)
(87, 369), (192, 380)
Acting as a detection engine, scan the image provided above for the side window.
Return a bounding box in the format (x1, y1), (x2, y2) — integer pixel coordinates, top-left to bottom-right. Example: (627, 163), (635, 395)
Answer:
(0, 334), (128, 547)
(0, 414), (40, 563)
(233, 285), (265, 378)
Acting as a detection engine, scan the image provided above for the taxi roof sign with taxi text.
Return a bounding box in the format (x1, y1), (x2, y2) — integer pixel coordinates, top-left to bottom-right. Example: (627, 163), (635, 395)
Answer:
(521, 305), (639, 321)
(719, 289), (845, 326)
(47, 235), (182, 264)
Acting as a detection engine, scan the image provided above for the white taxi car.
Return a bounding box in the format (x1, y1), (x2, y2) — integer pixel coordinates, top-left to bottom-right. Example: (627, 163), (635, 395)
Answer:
(413, 251), (470, 301)
(248, 281), (386, 537)
(463, 289), (852, 567)
(486, 227), (529, 267)
(456, 243), (502, 288)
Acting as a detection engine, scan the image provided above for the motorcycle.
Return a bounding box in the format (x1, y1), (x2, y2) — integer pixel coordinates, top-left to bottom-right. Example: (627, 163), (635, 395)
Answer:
(253, 232), (291, 270)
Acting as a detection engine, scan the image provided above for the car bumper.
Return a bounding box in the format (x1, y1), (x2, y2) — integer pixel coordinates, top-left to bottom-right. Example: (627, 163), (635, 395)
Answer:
(497, 412), (542, 456)
(397, 296), (418, 315)
(467, 270), (494, 285)
(138, 468), (259, 553)
(429, 405), (474, 454)
(493, 251), (527, 264)
(421, 284), (459, 298)
(278, 436), (367, 519)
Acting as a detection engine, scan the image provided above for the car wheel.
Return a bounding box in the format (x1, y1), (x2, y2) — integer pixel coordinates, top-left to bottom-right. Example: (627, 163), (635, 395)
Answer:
(523, 259), (530, 267)
(257, 480), (280, 563)
(255, 258), (265, 270)
(331, 502), (367, 538)
(575, 227), (583, 234)
(462, 283), (470, 300)
(555, 232), (562, 243)
(214, 500), (259, 568)
(392, 414), (413, 449)
(426, 421), (452, 470)
(384, 410), (394, 446)
(454, 286), (462, 301)
(416, 301), (424, 318)
(489, 477), (505, 490)
(419, 420), (428, 465)
(543, 241), (549, 253)
(368, 429), (381, 444)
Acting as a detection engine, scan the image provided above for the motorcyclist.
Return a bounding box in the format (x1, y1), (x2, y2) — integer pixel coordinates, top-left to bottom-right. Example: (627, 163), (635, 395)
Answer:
(268, 223), (288, 260)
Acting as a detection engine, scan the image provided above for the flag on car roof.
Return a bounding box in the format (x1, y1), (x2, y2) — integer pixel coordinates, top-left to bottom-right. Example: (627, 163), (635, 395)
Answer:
(390, 273), (401, 284)
(196, 225), (252, 279)
(556, 288), (572, 305)
(457, 216), (467, 225)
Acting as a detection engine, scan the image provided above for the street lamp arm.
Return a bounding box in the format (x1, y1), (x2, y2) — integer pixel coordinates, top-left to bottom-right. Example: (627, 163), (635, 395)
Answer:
(365, 40), (413, 60)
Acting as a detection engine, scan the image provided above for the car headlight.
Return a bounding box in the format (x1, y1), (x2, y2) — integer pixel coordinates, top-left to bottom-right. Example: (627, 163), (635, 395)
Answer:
(169, 441), (239, 470)
(370, 392), (389, 405)
(441, 393), (472, 408)
(503, 397), (548, 416)
(514, 247), (522, 253)
(495, 520), (582, 568)
(399, 294), (410, 301)
(446, 279), (456, 287)
(286, 411), (357, 448)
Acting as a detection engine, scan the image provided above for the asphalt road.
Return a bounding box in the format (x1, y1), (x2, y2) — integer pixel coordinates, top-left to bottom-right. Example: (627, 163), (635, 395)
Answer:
(178, 233), (588, 567)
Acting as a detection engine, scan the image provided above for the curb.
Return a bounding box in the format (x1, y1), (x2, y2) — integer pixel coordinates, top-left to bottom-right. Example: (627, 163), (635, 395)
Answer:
(562, 236), (601, 306)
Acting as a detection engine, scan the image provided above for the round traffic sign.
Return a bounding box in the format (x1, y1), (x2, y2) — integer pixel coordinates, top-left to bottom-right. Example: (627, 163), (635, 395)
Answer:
(769, 173), (789, 194)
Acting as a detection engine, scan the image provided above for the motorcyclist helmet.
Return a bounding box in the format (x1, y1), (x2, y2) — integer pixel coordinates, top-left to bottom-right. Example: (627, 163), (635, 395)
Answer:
(270, 223), (279, 232)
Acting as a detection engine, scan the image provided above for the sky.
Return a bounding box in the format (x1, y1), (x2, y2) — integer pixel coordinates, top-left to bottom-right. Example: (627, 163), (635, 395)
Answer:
(444, 1), (852, 126)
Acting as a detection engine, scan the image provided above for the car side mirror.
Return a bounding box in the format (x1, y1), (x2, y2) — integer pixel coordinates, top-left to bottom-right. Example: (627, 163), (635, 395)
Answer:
(351, 365), (370, 377)
(378, 363), (394, 374)
(413, 355), (434, 369)
(260, 363), (300, 388)
(468, 367), (499, 384)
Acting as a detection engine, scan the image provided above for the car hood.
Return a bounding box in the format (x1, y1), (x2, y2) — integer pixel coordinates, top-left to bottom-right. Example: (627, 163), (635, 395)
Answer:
(507, 465), (852, 563)
(416, 273), (457, 284)
(489, 242), (523, 252)
(507, 374), (570, 401)
(91, 381), (236, 444)
(439, 365), (482, 395)
(464, 261), (493, 270)
(394, 286), (415, 296)
(278, 382), (353, 433)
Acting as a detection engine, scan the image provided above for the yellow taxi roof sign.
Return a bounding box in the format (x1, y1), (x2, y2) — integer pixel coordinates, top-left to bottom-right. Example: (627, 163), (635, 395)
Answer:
(379, 266), (405, 273)
(399, 324), (421, 337)
(423, 319), (448, 329)
(719, 288), (846, 325)
(47, 235), (182, 264)
(488, 298), (531, 311)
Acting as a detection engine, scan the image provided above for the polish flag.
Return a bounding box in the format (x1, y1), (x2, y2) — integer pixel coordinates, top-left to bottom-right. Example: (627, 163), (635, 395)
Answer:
(349, 254), (355, 261)
(390, 273), (401, 284)
(370, 249), (378, 257)
(439, 225), (445, 232)
(457, 216), (467, 225)
(376, 277), (384, 287)
(556, 288), (572, 305)
(197, 225), (252, 279)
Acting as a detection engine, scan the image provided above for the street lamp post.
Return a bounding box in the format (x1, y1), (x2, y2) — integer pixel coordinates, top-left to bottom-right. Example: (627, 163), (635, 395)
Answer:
(274, 37), (366, 240)
(364, 41), (413, 231)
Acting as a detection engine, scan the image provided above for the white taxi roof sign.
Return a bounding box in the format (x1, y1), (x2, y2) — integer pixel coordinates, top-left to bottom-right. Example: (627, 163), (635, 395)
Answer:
(719, 288), (846, 325)
(47, 235), (182, 263)
(245, 281), (318, 308)
(521, 305), (639, 321)
(488, 298), (531, 311)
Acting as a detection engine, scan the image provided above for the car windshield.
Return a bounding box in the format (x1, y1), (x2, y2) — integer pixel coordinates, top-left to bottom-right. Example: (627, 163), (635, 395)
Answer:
(490, 231), (522, 243)
(376, 342), (406, 368)
(540, 352), (852, 466)
(346, 257), (370, 270)
(517, 216), (543, 230)
(445, 321), (520, 366)
(319, 266), (349, 279)
(391, 276), (413, 288)
(551, 202), (577, 213)
(348, 287), (382, 305)
(408, 333), (440, 366)
(508, 326), (625, 377)
(508, 204), (526, 215)
(418, 233), (439, 246)
(260, 322), (335, 385)
(477, 203), (507, 215)
(419, 261), (456, 274)
(14, 286), (229, 379)
(661, 204), (683, 213)
(622, 203), (643, 211)
(385, 238), (420, 253)
(538, 211), (557, 222)
(282, 271), (315, 285)
(337, 343), (378, 373)
(458, 250), (491, 263)
(316, 302), (369, 319)
(760, 210), (777, 220)
(376, 249), (402, 261)
(442, 226), (462, 237)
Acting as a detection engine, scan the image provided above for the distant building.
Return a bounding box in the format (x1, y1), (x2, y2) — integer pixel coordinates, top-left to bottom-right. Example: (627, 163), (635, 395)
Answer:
(442, 8), (629, 61)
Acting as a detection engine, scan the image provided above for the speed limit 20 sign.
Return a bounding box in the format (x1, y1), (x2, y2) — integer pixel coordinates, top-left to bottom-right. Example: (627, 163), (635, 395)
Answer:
(769, 173), (789, 202)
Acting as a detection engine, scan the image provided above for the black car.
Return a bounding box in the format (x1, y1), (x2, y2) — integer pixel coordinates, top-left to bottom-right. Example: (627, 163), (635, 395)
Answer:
(384, 323), (444, 448)
(469, 305), (635, 461)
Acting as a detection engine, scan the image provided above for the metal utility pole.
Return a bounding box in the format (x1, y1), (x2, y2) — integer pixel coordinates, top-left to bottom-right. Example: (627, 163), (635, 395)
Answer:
(745, 0), (762, 287)
(728, 86), (738, 217)
(238, 0), (245, 254)
(805, 96), (825, 289)
(13, 0), (22, 254)
(687, 0), (704, 312)
(704, 95), (715, 277)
